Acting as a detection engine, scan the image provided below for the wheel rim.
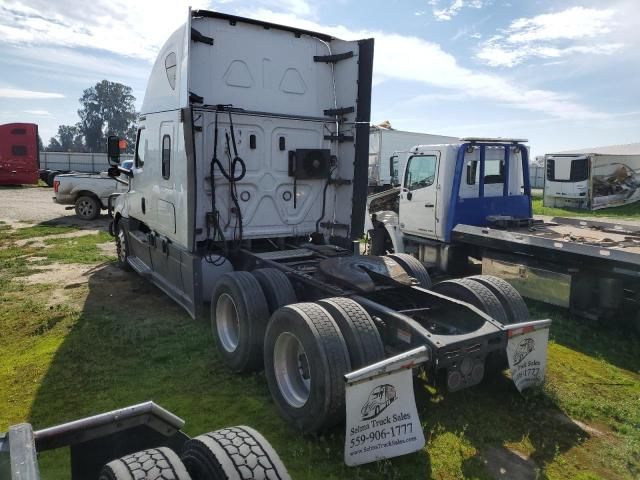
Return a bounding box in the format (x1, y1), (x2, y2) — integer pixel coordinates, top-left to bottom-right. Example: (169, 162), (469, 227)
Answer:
(216, 293), (240, 353)
(273, 332), (311, 408)
(117, 229), (127, 262)
(78, 199), (94, 217)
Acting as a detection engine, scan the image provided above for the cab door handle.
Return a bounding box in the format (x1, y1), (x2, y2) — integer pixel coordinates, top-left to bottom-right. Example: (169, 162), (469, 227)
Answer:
(425, 203), (434, 208)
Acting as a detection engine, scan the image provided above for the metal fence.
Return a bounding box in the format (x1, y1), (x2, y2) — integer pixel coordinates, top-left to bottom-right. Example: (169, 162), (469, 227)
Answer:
(39, 152), (134, 173)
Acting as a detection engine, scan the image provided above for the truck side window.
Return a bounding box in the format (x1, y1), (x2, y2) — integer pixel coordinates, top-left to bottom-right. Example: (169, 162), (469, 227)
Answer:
(162, 135), (171, 179)
(405, 155), (437, 191)
(467, 160), (504, 185)
(135, 128), (147, 168)
(12, 145), (27, 156)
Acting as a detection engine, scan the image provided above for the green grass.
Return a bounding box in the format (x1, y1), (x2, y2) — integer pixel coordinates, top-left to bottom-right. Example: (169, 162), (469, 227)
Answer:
(532, 194), (640, 220)
(0, 223), (638, 479)
(0, 224), (78, 241)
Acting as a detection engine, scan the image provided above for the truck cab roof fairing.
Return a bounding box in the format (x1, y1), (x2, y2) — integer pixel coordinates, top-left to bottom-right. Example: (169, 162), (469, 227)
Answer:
(140, 24), (189, 114)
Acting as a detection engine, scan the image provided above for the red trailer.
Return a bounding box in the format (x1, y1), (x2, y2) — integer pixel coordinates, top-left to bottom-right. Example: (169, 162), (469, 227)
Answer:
(0, 123), (39, 185)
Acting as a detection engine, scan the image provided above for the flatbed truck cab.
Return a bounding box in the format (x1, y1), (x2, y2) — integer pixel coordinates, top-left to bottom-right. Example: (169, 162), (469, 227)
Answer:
(370, 138), (640, 328)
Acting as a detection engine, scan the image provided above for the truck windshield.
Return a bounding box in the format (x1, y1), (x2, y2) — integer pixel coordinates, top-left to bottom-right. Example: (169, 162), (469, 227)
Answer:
(405, 155), (437, 191)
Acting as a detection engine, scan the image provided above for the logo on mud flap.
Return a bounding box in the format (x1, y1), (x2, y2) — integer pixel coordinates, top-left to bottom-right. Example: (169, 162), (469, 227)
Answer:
(360, 384), (397, 420)
(512, 338), (535, 366)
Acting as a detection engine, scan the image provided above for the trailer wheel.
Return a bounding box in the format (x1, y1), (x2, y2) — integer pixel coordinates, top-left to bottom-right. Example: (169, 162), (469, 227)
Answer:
(115, 221), (132, 271)
(75, 195), (100, 220)
(252, 268), (297, 314)
(432, 278), (508, 324)
(316, 297), (385, 369)
(181, 426), (291, 480)
(211, 272), (270, 373)
(98, 447), (191, 480)
(264, 303), (350, 433)
(467, 275), (529, 324)
(388, 253), (432, 288)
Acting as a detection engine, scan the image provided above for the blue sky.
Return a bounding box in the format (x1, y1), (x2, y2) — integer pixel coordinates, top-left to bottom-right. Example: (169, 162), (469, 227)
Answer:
(1, 0), (639, 158)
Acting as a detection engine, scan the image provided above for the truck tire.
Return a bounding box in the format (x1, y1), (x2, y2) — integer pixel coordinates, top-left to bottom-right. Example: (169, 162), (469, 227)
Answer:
(46, 170), (60, 187)
(115, 221), (133, 271)
(316, 297), (385, 369)
(432, 278), (508, 324)
(467, 275), (529, 324)
(211, 272), (270, 373)
(388, 253), (432, 288)
(98, 447), (191, 480)
(252, 268), (297, 314)
(264, 303), (350, 434)
(75, 195), (101, 220)
(181, 426), (291, 480)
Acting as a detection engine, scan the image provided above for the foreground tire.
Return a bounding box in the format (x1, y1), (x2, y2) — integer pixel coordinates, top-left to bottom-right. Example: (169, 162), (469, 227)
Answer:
(467, 275), (529, 324)
(75, 195), (100, 220)
(115, 220), (132, 271)
(432, 278), (508, 324)
(388, 253), (432, 288)
(181, 426), (291, 480)
(264, 303), (350, 434)
(211, 272), (270, 373)
(317, 297), (385, 369)
(99, 447), (191, 480)
(252, 268), (297, 314)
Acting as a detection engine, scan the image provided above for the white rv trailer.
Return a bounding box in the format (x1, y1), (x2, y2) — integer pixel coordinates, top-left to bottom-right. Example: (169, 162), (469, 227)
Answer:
(368, 126), (456, 192)
(544, 143), (640, 210)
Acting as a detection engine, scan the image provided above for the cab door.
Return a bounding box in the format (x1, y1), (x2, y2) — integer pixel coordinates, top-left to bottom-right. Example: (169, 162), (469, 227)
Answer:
(399, 152), (439, 239)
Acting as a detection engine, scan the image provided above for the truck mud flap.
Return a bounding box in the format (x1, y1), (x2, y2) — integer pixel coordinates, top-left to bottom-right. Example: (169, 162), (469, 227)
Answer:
(503, 319), (552, 392)
(343, 347), (428, 466)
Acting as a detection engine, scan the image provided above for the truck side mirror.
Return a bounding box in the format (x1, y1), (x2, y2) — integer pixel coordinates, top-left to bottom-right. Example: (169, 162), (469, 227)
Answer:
(107, 136), (126, 164)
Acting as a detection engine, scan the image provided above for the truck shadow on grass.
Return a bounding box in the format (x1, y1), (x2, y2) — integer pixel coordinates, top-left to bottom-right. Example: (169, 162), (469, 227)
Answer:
(413, 373), (588, 479)
(37, 215), (111, 232)
(26, 263), (619, 479)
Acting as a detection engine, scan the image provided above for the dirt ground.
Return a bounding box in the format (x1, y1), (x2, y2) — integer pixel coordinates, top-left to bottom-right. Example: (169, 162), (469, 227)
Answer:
(0, 185), (110, 229)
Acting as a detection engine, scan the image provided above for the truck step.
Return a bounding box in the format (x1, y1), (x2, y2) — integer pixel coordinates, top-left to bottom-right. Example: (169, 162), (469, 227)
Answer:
(127, 256), (152, 278)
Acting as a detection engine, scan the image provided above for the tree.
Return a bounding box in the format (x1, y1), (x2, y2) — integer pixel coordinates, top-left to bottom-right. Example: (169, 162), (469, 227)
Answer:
(46, 124), (86, 152)
(77, 80), (137, 152)
(57, 124), (77, 151)
(47, 137), (62, 152)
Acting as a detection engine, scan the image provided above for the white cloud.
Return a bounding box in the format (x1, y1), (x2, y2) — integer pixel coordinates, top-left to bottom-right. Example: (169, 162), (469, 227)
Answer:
(23, 110), (52, 116)
(432, 0), (489, 22)
(0, 0), (210, 62)
(0, 0), (317, 65)
(235, 8), (602, 119)
(0, 88), (64, 99)
(477, 7), (624, 67)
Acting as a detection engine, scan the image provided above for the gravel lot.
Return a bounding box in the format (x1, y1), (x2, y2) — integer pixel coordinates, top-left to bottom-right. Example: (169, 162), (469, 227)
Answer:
(0, 185), (110, 229)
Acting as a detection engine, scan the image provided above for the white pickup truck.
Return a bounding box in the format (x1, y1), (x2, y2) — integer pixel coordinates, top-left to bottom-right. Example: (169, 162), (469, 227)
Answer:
(53, 160), (132, 220)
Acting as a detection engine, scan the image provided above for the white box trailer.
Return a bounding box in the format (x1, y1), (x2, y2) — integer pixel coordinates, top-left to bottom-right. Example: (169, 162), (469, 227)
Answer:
(369, 126), (456, 191)
(544, 144), (640, 210)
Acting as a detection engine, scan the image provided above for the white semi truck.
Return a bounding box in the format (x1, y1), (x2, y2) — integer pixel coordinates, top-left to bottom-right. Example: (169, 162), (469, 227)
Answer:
(368, 139), (640, 329)
(368, 125), (456, 192)
(106, 9), (551, 466)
